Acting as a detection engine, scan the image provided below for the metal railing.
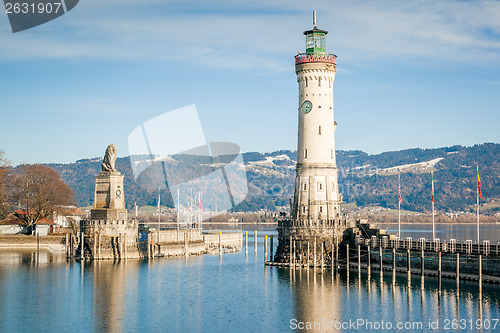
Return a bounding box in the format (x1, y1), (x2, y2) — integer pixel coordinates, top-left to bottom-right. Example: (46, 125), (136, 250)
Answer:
(295, 52), (337, 65)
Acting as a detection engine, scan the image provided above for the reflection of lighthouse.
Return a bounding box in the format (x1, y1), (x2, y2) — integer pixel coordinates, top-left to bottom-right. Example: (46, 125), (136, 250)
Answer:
(274, 12), (347, 265)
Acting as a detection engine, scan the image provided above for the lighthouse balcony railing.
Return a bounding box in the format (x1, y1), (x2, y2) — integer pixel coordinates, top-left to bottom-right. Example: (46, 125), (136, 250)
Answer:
(295, 52), (337, 65)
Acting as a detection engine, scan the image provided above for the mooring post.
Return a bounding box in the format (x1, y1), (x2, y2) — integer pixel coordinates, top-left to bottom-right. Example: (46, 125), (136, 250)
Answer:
(313, 237), (317, 267)
(70, 233), (77, 258)
(379, 247), (383, 272)
(406, 248), (410, 273)
(36, 233), (40, 260)
(80, 232), (84, 261)
(219, 231), (222, 256)
(421, 248), (424, 276)
(307, 241), (310, 269)
(65, 233), (69, 259)
(147, 234), (151, 259)
(98, 233), (101, 260)
(456, 253), (460, 286)
(358, 244), (361, 272)
(254, 230), (257, 254)
(69, 233), (72, 258)
(245, 231), (248, 254)
(438, 251), (442, 293)
(346, 243), (349, 270)
(367, 245), (371, 272)
(331, 237), (335, 269)
(270, 235), (273, 262)
(93, 232), (97, 260)
(184, 232), (189, 257)
(124, 233), (127, 259)
(392, 248), (396, 271)
(264, 235), (268, 262)
(321, 243), (324, 270)
(479, 255), (482, 295)
(335, 237), (339, 270)
(118, 233), (122, 260)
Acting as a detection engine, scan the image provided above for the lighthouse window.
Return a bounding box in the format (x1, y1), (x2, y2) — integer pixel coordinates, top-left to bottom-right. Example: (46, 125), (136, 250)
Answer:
(304, 149), (308, 158)
(318, 183), (323, 190)
(318, 126), (321, 135)
(319, 207), (323, 213)
(318, 77), (321, 87)
(305, 77), (308, 87)
(302, 206), (306, 213)
(303, 183), (307, 191)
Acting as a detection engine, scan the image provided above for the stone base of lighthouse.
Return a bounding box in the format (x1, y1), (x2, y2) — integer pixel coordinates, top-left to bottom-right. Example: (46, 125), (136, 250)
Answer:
(272, 217), (352, 266)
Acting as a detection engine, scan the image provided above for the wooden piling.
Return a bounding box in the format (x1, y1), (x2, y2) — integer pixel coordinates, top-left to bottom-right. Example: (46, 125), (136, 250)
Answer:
(307, 241), (310, 268)
(254, 230), (257, 254)
(358, 245), (361, 272)
(98, 233), (101, 260)
(321, 243), (324, 269)
(379, 247), (383, 271)
(289, 235), (292, 266)
(335, 237), (339, 269)
(313, 237), (317, 267)
(264, 235), (268, 261)
(438, 251), (442, 292)
(124, 233), (127, 259)
(245, 231), (248, 255)
(36, 233), (40, 261)
(346, 244), (350, 270)
(65, 233), (69, 259)
(456, 253), (460, 285)
(147, 234), (151, 259)
(80, 232), (84, 261)
(270, 235), (273, 262)
(421, 249), (424, 276)
(367, 245), (371, 272)
(406, 249), (410, 273)
(93, 232), (97, 260)
(151, 233), (155, 259)
(118, 234), (122, 260)
(219, 231), (222, 256)
(392, 248), (396, 271)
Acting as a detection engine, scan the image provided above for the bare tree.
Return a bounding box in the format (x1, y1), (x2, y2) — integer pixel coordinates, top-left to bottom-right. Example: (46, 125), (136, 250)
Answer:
(11, 164), (76, 231)
(0, 150), (10, 219)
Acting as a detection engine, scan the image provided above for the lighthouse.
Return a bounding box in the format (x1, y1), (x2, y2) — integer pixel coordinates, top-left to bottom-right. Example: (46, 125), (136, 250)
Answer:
(273, 12), (346, 266)
(293, 11), (341, 224)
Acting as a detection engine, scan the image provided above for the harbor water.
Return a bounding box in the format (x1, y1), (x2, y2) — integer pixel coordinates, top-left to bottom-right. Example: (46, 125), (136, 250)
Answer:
(0, 223), (499, 332)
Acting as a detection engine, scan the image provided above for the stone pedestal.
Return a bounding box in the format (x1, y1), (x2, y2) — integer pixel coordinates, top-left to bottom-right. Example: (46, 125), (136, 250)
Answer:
(83, 171), (137, 237)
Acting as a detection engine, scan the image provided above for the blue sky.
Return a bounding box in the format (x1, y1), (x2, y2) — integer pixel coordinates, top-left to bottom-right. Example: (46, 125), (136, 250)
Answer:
(0, 0), (499, 165)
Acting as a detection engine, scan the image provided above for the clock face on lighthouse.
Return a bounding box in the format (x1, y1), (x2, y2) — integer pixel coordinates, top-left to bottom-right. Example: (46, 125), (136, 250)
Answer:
(301, 100), (313, 114)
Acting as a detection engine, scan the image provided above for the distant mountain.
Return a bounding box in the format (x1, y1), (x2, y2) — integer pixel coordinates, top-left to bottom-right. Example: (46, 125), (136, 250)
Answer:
(47, 143), (499, 215)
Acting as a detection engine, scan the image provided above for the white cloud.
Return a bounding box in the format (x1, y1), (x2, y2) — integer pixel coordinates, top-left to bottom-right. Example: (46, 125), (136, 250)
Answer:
(0, 0), (499, 69)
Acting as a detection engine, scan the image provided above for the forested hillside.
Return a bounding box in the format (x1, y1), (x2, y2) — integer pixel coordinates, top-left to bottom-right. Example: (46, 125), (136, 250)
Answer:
(47, 143), (499, 214)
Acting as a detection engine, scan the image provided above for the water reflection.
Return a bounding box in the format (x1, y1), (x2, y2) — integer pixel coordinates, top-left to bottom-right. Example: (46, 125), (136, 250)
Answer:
(278, 267), (500, 333)
(92, 261), (130, 333)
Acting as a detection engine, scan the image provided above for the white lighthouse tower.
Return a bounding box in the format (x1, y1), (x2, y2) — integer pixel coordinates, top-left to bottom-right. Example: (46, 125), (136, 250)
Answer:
(274, 12), (346, 266)
(293, 12), (341, 224)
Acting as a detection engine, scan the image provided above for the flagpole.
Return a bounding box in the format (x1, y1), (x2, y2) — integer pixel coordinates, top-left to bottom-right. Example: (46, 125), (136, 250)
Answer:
(177, 188), (180, 242)
(432, 171), (435, 240)
(477, 165), (480, 243)
(158, 189), (161, 244)
(398, 173), (401, 238)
